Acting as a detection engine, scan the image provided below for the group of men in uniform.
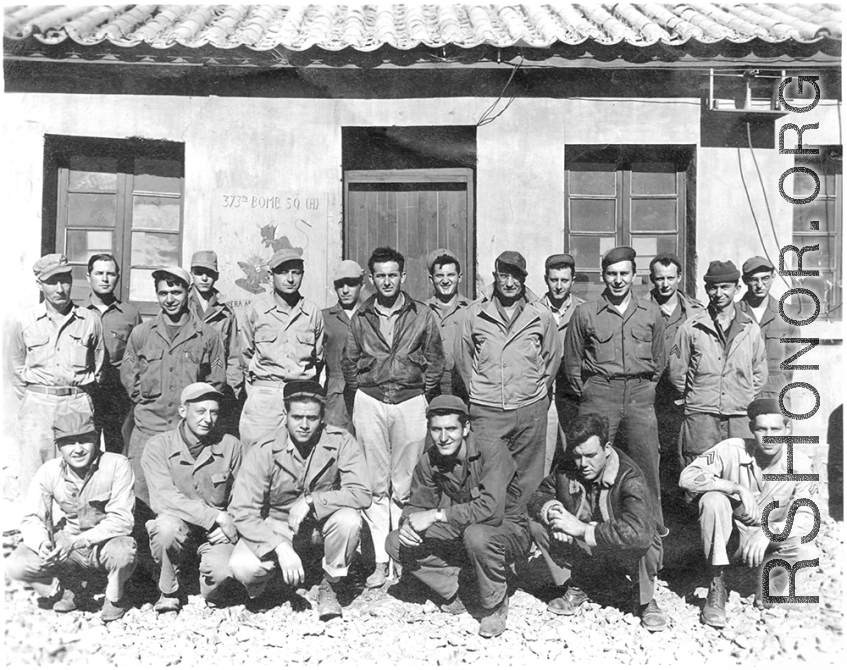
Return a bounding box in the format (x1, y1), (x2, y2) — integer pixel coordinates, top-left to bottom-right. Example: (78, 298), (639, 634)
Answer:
(8, 243), (817, 637)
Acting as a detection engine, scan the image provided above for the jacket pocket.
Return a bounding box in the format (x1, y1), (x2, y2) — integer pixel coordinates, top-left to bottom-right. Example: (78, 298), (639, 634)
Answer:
(139, 348), (164, 398)
(24, 333), (49, 353)
(296, 332), (316, 347)
(630, 325), (653, 361)
(68, 335), (90, 368)
(592, 330), (616, 364)
(208, 470), (232, 508)
(254, 329), (278, 364)
(79, 495), (109, 530)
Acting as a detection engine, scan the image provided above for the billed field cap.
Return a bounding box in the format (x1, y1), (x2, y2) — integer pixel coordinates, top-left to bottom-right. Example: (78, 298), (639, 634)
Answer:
(334, 260), (364, 281)
(53, 413), (97, 442)
(427, 248), (459, 272)
(747, 398), (783, 420)
(283, 380), (326, 404)
(495, 251), (527, 276)
(545, 253), (575, 270)
(269, 248), (303, 270)
(601, 246), (636, 270)
(742, 255), (775, 278)
(34, 253), (72, 281)
(153, 266), (192, 287)
(181, 382), (223, 405)
(191, 250), (218, 273)
(426, 395), (470, 416)
(703, 260), (740, 284)
(650, 253), (682, 271)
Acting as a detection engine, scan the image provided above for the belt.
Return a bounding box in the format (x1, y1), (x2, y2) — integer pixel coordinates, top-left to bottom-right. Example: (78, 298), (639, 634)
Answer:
(598, 373), (652, 382)
(251, 380), (287, 388)
(26, 385), (87, 397)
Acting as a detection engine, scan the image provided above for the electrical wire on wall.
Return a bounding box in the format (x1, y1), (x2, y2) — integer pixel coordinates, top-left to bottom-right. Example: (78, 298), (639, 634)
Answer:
(476, 56), (523, 127)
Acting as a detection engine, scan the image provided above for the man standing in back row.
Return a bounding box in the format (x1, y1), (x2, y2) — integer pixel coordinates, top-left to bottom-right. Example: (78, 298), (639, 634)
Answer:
(456, 251), (561, 504)
(239, 249), (324, 450)
(342, 246), (444, 588)
(563, 246), (666, 524)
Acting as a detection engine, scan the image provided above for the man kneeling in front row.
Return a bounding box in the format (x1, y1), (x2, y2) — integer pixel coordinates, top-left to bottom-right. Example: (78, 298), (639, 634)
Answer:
(528, 413), (668, 632)
(228, 381), (371, 618)
(387, 395), (531, 638)
(679, 398), (820, 629)
(6, 414), (137, 621)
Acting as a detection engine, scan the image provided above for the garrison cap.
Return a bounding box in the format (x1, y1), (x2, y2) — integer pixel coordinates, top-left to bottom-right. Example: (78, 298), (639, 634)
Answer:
(153, 266), (192, 288)
(747, 398), (783, 420)
(495, 251), (527, 277)
(545, 254), (575, 271)
(34, 253), (72, 281)
(268, 248), (303, 271)
(190, 250), (218, 273)
(703, 260), (740, 284)
(180, 382), (223, 405)
(333, 260), (364, 282)
(601, 246), (636, 271)
(426, 248), (460, 273)
(53, 413), (97, 442)
(650, 253), (683, 273)
(742, 256), (775, 278)
(283, 380), (326, 404)
(426, 394), (470, 417)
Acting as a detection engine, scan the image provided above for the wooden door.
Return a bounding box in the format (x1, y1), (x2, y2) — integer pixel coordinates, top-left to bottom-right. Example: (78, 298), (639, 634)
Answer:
(344, 169), (474, 301)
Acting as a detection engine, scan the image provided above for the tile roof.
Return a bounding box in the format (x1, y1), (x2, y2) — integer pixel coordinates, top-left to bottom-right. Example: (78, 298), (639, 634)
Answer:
(3, 3), (841, 52)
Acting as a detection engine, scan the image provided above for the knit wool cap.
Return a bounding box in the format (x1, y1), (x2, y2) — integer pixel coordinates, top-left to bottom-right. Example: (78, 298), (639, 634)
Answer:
(703, 260), (740, 284)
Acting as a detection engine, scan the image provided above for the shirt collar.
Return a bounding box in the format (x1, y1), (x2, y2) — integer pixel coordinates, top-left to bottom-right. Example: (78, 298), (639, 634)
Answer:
(269, 291), (303, 313)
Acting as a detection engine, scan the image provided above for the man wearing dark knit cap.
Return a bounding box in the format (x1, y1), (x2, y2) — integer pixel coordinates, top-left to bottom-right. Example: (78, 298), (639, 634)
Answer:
(455, 251), (561, 505)
(563, 246), (667, 524)
(679, 398), (819, 628)
(736, 256), (799, 400)
(669, 261), (768, 466)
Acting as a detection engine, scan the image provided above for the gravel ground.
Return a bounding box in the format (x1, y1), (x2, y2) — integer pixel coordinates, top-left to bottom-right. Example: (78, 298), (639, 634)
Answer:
(4, 515), (843, 668)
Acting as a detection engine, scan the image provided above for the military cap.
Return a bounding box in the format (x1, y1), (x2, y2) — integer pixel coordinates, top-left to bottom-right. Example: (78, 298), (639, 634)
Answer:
(703, 260), (740, 284)
(742, 256), (775, 278)
(495, 251), (527, 277)
(152, 266), (192, 288)
(426, 395), (470, 417)
(53, 413), (97, 442)
(283, 380), (326, 404)
(426, 248), (460, 273)
(268, 248), (303, 271)
(545, 253), (575, 271)
(650, 253), (683, 273)
(747, 398), (783, 420)
(333, 260), (364, 282)
(601, 246), (637, 271)
(181, 382), (223, 405)
(33, 253), (72, 281)
(190, 250), (218, 273)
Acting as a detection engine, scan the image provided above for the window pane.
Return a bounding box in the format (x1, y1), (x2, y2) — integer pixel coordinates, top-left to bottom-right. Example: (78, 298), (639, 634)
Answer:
(631, 236), (677, 272)
(631, 199), (677, 232)
(129, 269), (157, 303)
(133, 195), (180, 231)
(570, 199), (616, 232)
(134, 159), (182, 194)
(569, 235), (616, 271)
(631, 163), (676, 194)
(67, 193), (116, 228)
(65, 230), (113, 263)
(569, 165), (616, 196)
(794, 162), (838, 195)
(784, 274), (840, 321)
(131, 231), (179, 267)
(792, 235), (836, 271)
(792, 198), (837, 232)
(68, 156), (118, 191)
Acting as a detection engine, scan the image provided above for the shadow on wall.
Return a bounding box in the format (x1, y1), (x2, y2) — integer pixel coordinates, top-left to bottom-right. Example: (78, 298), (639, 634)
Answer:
(828, 404), (843, 522)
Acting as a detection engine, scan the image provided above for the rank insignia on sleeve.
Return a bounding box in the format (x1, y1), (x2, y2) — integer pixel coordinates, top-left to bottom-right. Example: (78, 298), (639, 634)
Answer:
(670, 344), (680, 358)
(212, 357), (224, 369)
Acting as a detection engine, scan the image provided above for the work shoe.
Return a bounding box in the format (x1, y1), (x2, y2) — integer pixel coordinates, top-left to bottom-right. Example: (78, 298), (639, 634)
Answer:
(153, 591), (182, 614)
(52, 587), (78, 613)
(366, 562), (389, 589)
(547, 585), (589, 616)
(640, 599), (668, 632)
(439, 593), (466, 615)
(478, 595), (509, 638)
(317, 579), (343, 620)
(701, 574), (727, 628)
(100, 598), (129, 622)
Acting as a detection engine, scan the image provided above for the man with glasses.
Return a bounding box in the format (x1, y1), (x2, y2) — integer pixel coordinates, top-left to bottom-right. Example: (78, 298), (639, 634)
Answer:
(737, 256), (799, 400)
(456, 251), (561, 504)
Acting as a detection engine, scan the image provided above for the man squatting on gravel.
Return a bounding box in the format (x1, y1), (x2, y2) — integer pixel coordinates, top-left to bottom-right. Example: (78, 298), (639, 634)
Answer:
(8, 247), (819, 636)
